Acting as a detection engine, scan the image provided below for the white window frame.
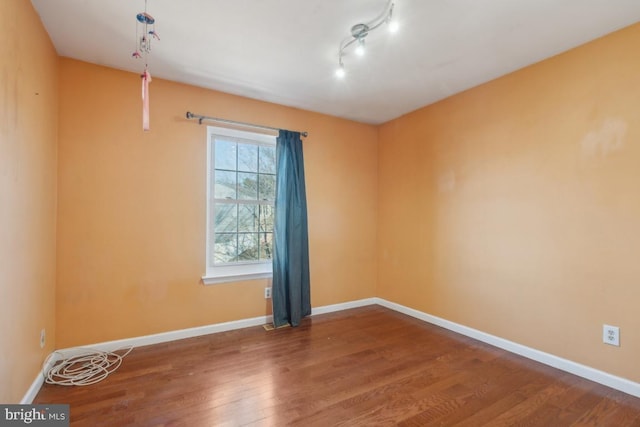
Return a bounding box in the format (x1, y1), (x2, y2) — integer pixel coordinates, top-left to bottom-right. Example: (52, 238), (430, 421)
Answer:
(202, 126), (276, 285)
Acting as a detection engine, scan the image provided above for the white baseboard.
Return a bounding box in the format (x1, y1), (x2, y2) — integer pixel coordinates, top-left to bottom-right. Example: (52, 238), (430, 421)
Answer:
(53, 298), (376, 359)
(311, 298), (377, 316)
(374, 297), (640, 398)
(56, 314), (275, 358)
(24, 296), (640, 402)
(21, 355), (57, 404)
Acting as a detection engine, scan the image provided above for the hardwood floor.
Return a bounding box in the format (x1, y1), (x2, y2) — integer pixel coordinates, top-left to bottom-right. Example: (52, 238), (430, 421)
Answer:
(35, 306), (640, 426)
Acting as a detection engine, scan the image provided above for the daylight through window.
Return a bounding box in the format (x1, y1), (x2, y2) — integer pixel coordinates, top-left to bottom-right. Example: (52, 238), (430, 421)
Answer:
(204, 126), (276, 284)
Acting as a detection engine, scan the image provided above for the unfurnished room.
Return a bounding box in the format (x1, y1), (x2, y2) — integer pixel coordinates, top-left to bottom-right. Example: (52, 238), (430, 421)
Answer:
(2, 0), (640, 425)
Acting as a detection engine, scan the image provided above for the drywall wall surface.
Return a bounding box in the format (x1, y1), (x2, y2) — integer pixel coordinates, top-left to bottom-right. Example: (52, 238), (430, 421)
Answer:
(378, 23), (640, 382)
(0, 0), (58, 402)
(56, 59), (378, 347)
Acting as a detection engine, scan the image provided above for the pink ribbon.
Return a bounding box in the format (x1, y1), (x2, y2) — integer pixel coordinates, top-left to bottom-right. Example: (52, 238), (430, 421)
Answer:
(141, 69), (152, 131)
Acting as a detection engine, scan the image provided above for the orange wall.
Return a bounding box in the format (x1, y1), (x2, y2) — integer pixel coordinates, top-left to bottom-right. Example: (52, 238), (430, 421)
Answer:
(56, 59), (378, 348)
(378, 23), (640, 382)
(0, 1), (58, 402)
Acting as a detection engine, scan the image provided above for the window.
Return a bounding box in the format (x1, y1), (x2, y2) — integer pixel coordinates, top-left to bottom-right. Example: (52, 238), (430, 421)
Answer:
(203, 126), (276, 285)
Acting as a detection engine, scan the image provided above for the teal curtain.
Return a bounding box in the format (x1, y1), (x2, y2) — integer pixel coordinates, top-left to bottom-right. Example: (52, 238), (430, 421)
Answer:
(272, 130), (311, 327)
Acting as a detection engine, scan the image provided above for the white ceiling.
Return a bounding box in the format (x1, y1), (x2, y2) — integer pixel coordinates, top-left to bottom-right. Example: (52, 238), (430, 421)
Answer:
(31, 0), (640, 125)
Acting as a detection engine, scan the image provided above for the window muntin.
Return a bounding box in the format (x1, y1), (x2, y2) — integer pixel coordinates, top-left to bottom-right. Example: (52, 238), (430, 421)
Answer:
(204, 126), (276, 284)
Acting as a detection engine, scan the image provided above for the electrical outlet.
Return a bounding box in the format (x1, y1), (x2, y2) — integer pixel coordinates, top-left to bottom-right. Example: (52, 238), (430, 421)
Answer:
(264, 287), (272, 299)
(40, 329), (46, 349)
(603, 324), (620, 346)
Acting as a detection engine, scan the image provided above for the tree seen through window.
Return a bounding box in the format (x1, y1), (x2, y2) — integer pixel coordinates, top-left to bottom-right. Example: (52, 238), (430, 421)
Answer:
(212, 137), (275, 264)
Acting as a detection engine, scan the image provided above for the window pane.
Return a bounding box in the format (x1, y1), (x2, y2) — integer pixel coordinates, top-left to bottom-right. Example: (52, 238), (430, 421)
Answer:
(259, 174), (275, 201)
(238, 172), (258, 200)
(238, 143), (258, 173)
(238, 205), (258, 233)
(215, 170), (236, 199)
(259, 146), (276, 174)
(259, 205), (274, 232)
(214, 204), (237, 233)
(214, 233), (237, 263)
(208, 128), (276, 270)
(215, 139), (236, 170)
(259, 232), (273, 260)
(238, 233), (259, 261)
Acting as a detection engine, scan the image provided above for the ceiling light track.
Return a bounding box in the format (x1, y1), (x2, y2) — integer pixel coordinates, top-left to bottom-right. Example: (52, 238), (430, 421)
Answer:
(336, 0), (397, 78)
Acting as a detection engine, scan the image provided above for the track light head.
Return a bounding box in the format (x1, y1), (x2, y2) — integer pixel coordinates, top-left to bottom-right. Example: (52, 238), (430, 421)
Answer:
(335, 1), (396, 77)
(336, 63), (346, 78)
(355, 38), (366, 56)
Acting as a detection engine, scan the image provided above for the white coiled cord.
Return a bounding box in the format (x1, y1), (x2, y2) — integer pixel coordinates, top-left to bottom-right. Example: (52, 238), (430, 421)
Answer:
(43, 347), (134, 386)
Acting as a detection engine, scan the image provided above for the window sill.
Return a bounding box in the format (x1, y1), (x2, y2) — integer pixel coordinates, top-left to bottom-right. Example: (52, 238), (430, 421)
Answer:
(202, 263), (273, 285)
(202, 272), (272, 285)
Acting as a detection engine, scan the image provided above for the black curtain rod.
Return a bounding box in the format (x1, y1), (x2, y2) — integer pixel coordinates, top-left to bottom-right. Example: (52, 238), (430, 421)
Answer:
(185, 112), (308, 138)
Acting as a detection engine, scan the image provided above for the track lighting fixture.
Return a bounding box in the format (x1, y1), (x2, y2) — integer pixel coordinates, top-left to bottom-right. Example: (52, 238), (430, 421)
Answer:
(355, 37), (366, 56)
(335, 0), (397, 78)
(335, 60), (346, 78)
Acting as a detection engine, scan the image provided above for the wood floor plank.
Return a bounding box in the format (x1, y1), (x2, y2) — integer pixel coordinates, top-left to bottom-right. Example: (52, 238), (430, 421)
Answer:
(34, 305), (640, 426)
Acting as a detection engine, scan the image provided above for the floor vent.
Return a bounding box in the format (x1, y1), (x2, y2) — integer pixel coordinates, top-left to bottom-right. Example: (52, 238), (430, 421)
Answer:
(262, 323), (290, 331)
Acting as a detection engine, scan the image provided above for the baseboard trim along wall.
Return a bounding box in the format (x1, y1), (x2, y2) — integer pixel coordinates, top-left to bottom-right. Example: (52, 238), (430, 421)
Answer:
(21, 365), (49, 404)
(24, 296), (639, 402)
(373, 298), (640, 399)
(310, 298), (377, 316)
